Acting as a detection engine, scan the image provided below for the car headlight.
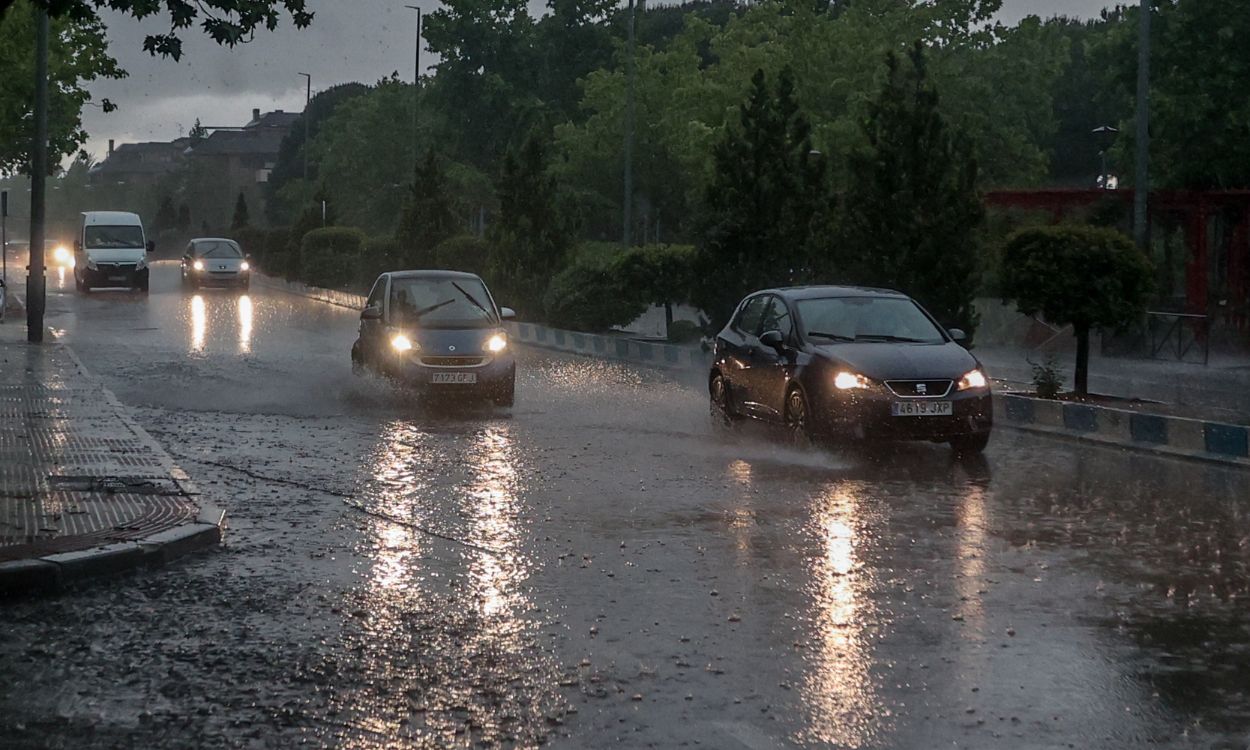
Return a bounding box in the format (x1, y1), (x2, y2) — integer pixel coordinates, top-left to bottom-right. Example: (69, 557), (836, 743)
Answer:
(834, 371), (871, 390)
(239, 261), (250, 272)
(53, 246), (71, 265)
(486, 333), (507, 353)
(135, 256), (147, 270)
(86, 258), (98, 270)
(957, 369), (988, 391)
(193, 260), (204, 271)
(391, 333), (414, 353)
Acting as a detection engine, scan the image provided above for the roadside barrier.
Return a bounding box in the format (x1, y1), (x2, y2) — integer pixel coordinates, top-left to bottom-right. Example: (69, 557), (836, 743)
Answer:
(504, 321), (708, 370)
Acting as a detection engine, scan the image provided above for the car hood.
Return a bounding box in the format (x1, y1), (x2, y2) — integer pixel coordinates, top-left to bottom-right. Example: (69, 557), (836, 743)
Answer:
(199, 257), (245, 271)
(85, 248), (144, 263)
(408, 327), (503, 356)
(813, 342), (979, 380)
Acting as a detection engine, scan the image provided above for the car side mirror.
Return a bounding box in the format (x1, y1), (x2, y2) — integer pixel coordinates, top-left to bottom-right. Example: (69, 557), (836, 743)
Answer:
(759, 329), (785, 351)
(948, 328), (967, 343)
(499, 307), (516, 320)
(146, 240), (155, 254)
(361, 305), (382, 321)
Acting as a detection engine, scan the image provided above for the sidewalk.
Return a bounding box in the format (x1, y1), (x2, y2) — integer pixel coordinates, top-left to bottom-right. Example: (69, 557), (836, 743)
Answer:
(976, 345), (1250, 426)
(0, 321), (223, 596)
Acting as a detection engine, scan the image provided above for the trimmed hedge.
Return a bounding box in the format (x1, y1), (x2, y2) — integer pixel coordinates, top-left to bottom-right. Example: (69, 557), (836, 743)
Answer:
(301, 227), (365, 289)
(359, 236), (402, 289)
(543, 253), (647, 332)
(433, 234), (490, 276)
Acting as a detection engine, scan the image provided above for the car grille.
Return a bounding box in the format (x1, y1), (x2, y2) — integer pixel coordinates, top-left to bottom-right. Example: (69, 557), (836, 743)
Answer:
(419, 356), (486, 367)
(885, 379), (953, 398)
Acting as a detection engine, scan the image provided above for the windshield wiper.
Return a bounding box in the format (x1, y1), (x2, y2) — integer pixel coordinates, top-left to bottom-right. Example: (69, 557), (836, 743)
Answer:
(854, 334), (927, 343)
(808, 332), (854, 342)
(451, 282), (491, 317)
(409, 299), (456, 319)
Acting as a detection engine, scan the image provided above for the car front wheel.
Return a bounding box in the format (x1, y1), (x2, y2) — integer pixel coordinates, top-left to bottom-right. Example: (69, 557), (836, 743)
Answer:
(784, 387), (814, 448)
(709, 373), (741, 428)
(950, 432), (990, 455)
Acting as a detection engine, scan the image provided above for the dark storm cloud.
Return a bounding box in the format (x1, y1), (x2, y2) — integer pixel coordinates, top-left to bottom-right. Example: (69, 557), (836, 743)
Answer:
(79, 0), (1114, 160)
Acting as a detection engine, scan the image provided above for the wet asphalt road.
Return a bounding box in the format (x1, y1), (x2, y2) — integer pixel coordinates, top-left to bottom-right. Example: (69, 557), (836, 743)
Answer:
(3, 262), (1250, 749)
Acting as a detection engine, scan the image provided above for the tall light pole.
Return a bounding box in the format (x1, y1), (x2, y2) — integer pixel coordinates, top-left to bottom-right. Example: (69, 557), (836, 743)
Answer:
(622, 0), (636, 248)
(1133, 0), (1151, 251)
(27, 8), (49, 343)
(405, 5), (423, 168)
(298, 72), (311, 182)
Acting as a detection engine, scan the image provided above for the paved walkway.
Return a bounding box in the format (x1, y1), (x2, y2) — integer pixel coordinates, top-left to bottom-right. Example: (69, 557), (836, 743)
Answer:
(0, 320), (220, 593)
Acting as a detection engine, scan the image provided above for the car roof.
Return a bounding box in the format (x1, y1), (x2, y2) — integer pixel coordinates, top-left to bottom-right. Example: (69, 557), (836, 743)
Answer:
(386, 270), (485, 281)
(758, 285), (909, 301)
(81, 211), (142, 226)
(189, 237), (239, 244)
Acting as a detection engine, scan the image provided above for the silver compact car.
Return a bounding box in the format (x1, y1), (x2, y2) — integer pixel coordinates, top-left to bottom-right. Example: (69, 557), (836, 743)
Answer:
(181, 238), (251, 290)
(351, 270), (518, 406)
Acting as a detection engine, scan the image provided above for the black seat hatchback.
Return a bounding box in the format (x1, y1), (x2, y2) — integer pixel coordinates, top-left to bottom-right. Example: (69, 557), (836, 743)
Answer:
(709, 286), (993, 453)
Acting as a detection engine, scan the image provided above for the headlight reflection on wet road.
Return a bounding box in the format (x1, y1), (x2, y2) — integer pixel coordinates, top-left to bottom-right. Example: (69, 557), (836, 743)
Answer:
(798, 486), (881, 748)
(189, 294), (206, 353)
(237, 294), (253, 354)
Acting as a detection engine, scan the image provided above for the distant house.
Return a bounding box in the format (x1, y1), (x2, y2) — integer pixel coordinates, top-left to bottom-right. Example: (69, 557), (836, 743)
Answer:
(187, 108), (299, 187)
(89, 139), (190, 187)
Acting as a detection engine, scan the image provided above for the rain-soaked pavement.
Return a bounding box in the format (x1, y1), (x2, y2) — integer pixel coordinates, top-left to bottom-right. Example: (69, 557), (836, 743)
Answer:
(2, 261), (1250, 749)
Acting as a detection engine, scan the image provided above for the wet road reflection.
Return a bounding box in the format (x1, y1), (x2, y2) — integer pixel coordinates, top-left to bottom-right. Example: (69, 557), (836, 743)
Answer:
(798, 485), (881, 747)
(333, 417), (558, 748)
(238, 294), (253, 353)
(189, 294), (206, 353)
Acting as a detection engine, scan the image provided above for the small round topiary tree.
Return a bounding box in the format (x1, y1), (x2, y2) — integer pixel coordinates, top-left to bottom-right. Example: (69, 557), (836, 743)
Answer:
(1000, 225), (1154, 395)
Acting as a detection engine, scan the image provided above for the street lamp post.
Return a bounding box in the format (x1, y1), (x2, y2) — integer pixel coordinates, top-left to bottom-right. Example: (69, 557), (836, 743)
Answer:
(405, 5), (423, 167)
(622, 0), (636, 248)
(1133, 0), (1151, 251)
(27, 8), (49, 343)
(298, 72), (311, 182)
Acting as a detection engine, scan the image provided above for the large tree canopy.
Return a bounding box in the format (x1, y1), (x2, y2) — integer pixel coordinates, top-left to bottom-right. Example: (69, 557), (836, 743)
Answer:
(0, 0), (122, 175)
(2, 0), (313, 59)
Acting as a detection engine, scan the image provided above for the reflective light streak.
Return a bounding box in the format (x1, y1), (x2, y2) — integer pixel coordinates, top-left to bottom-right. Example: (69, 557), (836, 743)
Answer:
(189, 294), (206, 353)
(237, 294), (253, 353)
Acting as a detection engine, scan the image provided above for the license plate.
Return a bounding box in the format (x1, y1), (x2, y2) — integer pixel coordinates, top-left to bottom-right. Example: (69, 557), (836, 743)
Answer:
(108, 275), (126, 282)
(891, 400), (953, 417)
(431, 372), (477, 384)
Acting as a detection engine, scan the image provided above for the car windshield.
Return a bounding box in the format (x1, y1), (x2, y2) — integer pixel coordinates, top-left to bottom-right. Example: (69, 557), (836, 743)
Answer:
(389, 277), (496, 328)
(195, 241), (242, 259)
(84, 225), (143, 249)
(798, 296), (946, 344)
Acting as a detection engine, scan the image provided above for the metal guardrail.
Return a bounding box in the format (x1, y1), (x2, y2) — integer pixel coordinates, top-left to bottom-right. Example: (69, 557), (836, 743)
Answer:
(1146, 311), (1210, 365)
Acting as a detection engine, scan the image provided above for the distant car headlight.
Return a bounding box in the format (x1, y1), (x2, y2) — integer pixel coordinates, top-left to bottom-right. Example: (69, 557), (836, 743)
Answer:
(192, 260), (204, 271)
(239, 261), (250, 272)
(53, 246), (71, 265)
(957, 369), (988, 391)
(391, 333), (414, 353)
(834, 371), (871, 390)
(486, 333), (507, 353)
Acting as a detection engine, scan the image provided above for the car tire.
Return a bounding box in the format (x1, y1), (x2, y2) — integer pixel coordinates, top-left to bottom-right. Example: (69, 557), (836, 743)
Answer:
(492, 379), (516, 407)
(350, 341), (367, 376)
(950, 432), (991, 455)
(80, 279), (91, 294)
(784, 386), (815, 448)
(709, 373), (741, 428)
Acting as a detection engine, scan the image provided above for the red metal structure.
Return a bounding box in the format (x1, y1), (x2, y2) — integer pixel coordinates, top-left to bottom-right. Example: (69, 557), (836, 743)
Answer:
(986, 189), (1250, 331)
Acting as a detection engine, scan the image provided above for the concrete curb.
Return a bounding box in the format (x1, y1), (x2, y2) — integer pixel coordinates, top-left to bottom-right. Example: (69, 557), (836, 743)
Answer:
(252, 273), (366, 311)
(996, 391), (1250, 469)
(505, 321), (709, 370)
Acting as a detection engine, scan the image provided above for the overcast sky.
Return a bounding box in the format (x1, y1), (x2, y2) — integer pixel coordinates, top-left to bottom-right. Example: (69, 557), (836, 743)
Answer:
(79, 0), (1117, 161)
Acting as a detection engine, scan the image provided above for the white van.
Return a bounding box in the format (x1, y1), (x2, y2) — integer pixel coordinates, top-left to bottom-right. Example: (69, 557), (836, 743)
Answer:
(74, 211), (152, 293)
